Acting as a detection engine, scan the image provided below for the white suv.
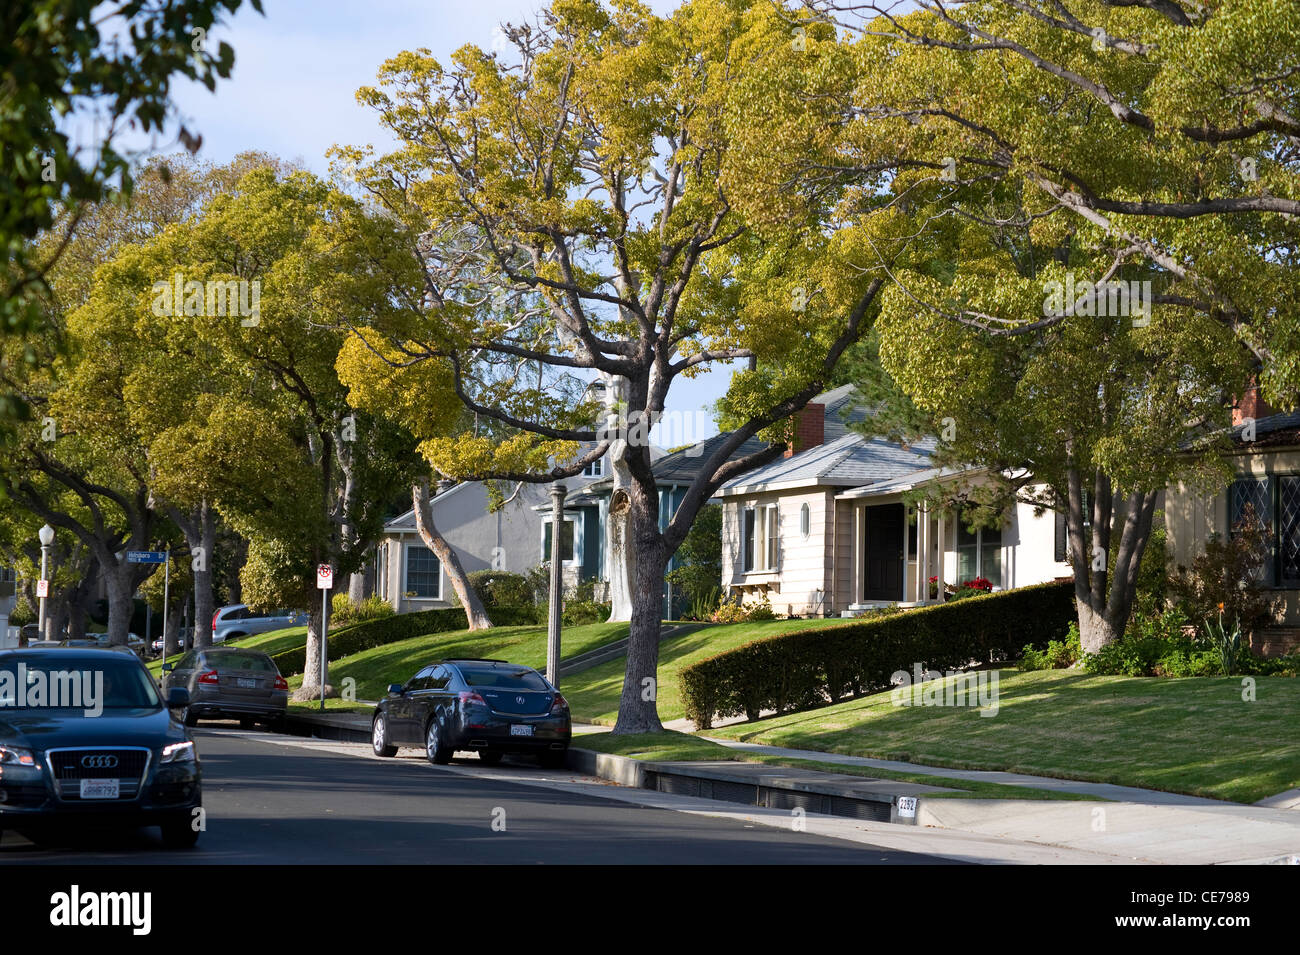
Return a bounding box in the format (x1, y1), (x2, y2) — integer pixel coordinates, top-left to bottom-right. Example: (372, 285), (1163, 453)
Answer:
(212, 605), (308, 643)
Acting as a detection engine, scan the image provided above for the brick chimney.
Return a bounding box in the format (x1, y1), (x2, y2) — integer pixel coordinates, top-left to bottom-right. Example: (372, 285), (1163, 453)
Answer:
(1233, 380), (1275, 426)
(784, 403), (824, 457)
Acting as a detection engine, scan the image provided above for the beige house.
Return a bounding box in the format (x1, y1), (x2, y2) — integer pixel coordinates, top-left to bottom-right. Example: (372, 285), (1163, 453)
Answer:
(1165, 407), (1300, 655)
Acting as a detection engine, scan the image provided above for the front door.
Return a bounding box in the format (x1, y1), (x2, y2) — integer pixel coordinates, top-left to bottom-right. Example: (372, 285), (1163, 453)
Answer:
(863, 504), (904, 601)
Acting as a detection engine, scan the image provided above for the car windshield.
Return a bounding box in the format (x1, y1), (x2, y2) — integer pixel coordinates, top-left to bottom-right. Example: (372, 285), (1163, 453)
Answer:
(203, 652), (276, 672)
(459, 667), (550, 690)
(0, 656), (161, 709)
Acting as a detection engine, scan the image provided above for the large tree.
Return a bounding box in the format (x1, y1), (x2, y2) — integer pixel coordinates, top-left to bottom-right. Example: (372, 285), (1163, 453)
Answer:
(1, 0), (262, 427)
(336, 0), (882, 732)
(734, 0), (1300, 650)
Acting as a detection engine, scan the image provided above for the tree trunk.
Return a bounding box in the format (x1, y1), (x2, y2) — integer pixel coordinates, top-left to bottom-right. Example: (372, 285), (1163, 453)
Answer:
(348, 566), (367, 604)
(606, 489), (636, 622)
(104, 566), (135, 646)
(193, 504), (216, 649)
(293, 606), (335, 700)
(412, 479), (492, 630)
(1065, 465), (1159, 653)
(612, 487), (666, 734)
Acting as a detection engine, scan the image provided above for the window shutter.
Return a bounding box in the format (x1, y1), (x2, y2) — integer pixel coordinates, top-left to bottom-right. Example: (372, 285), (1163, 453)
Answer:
(1054, 510), (1067, 563)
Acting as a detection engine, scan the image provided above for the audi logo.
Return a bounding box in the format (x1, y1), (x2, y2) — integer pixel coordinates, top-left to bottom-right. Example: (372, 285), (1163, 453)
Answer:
(80, 754), (119, 769)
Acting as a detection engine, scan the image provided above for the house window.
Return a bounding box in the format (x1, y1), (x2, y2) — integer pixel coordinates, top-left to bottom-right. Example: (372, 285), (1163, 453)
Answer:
(743, 504), (779, 572)
(583, 457), (604, 478)
(956, 520), (1002, 589)
(1228, 476), (1297, 585)
(405, 544), (441, 598)
(800, 503), (810, 540)
(1053, 490), (1093, 563)
(543, 519), (575, 563)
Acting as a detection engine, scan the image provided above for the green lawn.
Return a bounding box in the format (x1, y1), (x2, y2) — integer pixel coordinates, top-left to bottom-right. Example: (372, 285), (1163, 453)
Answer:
(564, 618), (857, 725)
(285, 621), (631, 701)
(572, 731), (1096, 800)
(707, 668), (1300, 803)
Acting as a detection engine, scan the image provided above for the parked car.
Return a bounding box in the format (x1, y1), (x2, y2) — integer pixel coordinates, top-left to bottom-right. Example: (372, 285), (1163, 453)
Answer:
(160, 647), (289, 729)
(90, 633), (148, 660)
(372, 659), (571, 767)
(212, 605), (308, 643)
(0, 647), (201, 848)
(59, 638), (101, 649)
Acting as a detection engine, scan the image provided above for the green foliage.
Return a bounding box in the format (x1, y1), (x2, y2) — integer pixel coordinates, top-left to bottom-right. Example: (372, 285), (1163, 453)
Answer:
(1, 0), (262, 370)
(331, 594), (396, 626)
(467, 570), (535, 609)
(1201, 613), (1245, 677)
(8, 595), (35, 628)
(681, 581), (1075, 729)
(1168, 520), (1277, 635)
(1084, 607), (1226, 677)
(562, 599), (610, 627)
(1019, 624), (1083, 671)
(685, 587), (720, 622)
(666, 504), (723, 610)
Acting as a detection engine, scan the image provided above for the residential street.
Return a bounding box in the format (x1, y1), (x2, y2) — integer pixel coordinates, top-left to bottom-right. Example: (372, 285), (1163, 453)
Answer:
(0, 729), (955, 865)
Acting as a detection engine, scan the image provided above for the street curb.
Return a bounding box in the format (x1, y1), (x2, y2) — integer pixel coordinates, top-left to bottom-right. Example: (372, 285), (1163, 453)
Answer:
(566, 746), (925, 824)
(284, 711), (371, 744)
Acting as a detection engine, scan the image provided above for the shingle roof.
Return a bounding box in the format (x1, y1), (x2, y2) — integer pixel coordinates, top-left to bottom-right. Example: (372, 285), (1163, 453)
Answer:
(715, 432), (934, 495)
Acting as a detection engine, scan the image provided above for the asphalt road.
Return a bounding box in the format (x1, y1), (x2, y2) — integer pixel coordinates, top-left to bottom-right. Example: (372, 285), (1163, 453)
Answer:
(0, 727), (956, 864)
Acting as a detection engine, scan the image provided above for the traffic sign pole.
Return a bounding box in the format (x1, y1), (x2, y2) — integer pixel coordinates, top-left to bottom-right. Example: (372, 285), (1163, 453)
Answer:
(317, 564), (333, 712)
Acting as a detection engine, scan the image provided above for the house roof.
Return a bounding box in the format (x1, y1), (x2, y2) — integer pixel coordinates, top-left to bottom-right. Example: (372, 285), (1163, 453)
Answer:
(715, 433), (935, 496)
(1232, 410), (1300, 448)
(834, 464), (980, 501)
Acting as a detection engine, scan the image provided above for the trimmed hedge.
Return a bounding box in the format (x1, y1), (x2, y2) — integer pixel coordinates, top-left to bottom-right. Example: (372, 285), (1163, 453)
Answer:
(680, 581), (1075, 729)
(271, 605), (541, 677)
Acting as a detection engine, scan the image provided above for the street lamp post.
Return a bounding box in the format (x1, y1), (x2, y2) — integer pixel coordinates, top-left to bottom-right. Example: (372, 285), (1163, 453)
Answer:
(37, 523), (54, 641)
(547, 484), (566, 689)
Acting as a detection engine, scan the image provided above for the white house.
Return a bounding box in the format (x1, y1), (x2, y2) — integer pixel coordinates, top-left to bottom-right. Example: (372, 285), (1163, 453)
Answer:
(714, 390), (1070, 616)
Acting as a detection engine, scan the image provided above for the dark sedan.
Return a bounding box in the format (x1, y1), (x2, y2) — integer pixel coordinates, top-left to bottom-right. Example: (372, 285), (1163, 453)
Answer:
(0, 648), (201, 848)
(372, 659), (571, 767)
(161, 647), (289, 729)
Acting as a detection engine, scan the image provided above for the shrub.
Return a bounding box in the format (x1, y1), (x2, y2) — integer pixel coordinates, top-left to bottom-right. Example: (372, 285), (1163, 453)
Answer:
(8, 595), (34, 628)
(467, 570), (535, 609)
(949, 577), (994, 602)
(745, 594), (776, 620)
(270, 605), (541, 676)
(562, 599), (610, 626)
(685, 587), (720, 622)
(331, 594), (396, 626)
(680, 581), (1075, 729)
(709, 594), (749, 624)
(1019, 623), (1083, 670)
(1168, 514), (1277, 636)
(1202, 611), (1244, 676)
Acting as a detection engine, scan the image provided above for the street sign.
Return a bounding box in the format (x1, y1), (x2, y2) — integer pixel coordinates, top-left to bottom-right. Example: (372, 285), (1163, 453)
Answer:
(35, 580), (48, 598)
(316, 564), (334, 590)
(127, 550), (167, 564)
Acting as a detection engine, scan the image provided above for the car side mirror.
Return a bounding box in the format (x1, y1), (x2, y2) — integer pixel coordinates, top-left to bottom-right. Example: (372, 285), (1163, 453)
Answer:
(161, 663), (173, 672)
(387, 683), (404, 696)
(167, 687), (190, 708)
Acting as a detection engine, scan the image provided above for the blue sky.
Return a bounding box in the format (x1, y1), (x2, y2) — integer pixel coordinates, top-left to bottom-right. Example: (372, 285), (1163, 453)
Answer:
(165, 0), (727, 444)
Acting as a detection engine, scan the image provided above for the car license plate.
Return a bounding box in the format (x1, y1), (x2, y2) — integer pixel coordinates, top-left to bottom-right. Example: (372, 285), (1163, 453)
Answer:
(510, 725), (533, 737)
(80, 778), (119, 800)
(237, 678), (258, 688)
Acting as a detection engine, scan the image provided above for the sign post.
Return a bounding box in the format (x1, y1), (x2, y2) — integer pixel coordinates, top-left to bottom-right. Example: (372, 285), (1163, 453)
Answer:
(317, 563), (333, 712)
(162, 546), (170, 655)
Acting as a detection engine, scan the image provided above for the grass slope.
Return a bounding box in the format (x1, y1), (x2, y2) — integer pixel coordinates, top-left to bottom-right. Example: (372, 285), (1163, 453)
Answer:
(708, 668), (1300, 803)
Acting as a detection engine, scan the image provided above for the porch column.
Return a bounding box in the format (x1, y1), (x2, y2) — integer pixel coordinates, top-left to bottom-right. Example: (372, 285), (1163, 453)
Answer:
(902, 505), (911, 603)
(851, 503), (863, 605)
(919, 502), (929, 604)
(936, 511), (946, 602)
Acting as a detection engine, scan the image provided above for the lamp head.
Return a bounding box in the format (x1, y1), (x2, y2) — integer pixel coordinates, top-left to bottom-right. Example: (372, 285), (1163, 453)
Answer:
(38, 524), (55, 547)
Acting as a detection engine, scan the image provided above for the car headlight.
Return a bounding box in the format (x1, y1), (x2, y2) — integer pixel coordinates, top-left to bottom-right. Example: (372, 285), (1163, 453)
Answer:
(0, 744), (36, 767)
(160, 741), (196, 764)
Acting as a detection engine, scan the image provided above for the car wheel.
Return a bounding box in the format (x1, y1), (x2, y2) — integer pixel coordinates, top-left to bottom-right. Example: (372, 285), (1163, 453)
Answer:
(180, 706), (199, 728)
(538, 748), (567, 769)
(264, 713), (287, 734)
(425, 718), (453, 765)
(372, 714), (397, 757)
(478, 750), (503, 766)
(160, 815), (201, 849)
(238, 717), (256, 729)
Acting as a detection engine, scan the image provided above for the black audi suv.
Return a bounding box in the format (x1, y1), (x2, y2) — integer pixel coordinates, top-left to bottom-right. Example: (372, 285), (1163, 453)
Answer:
(0, 648), (202, 849)
(372, 659), (571, 767)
